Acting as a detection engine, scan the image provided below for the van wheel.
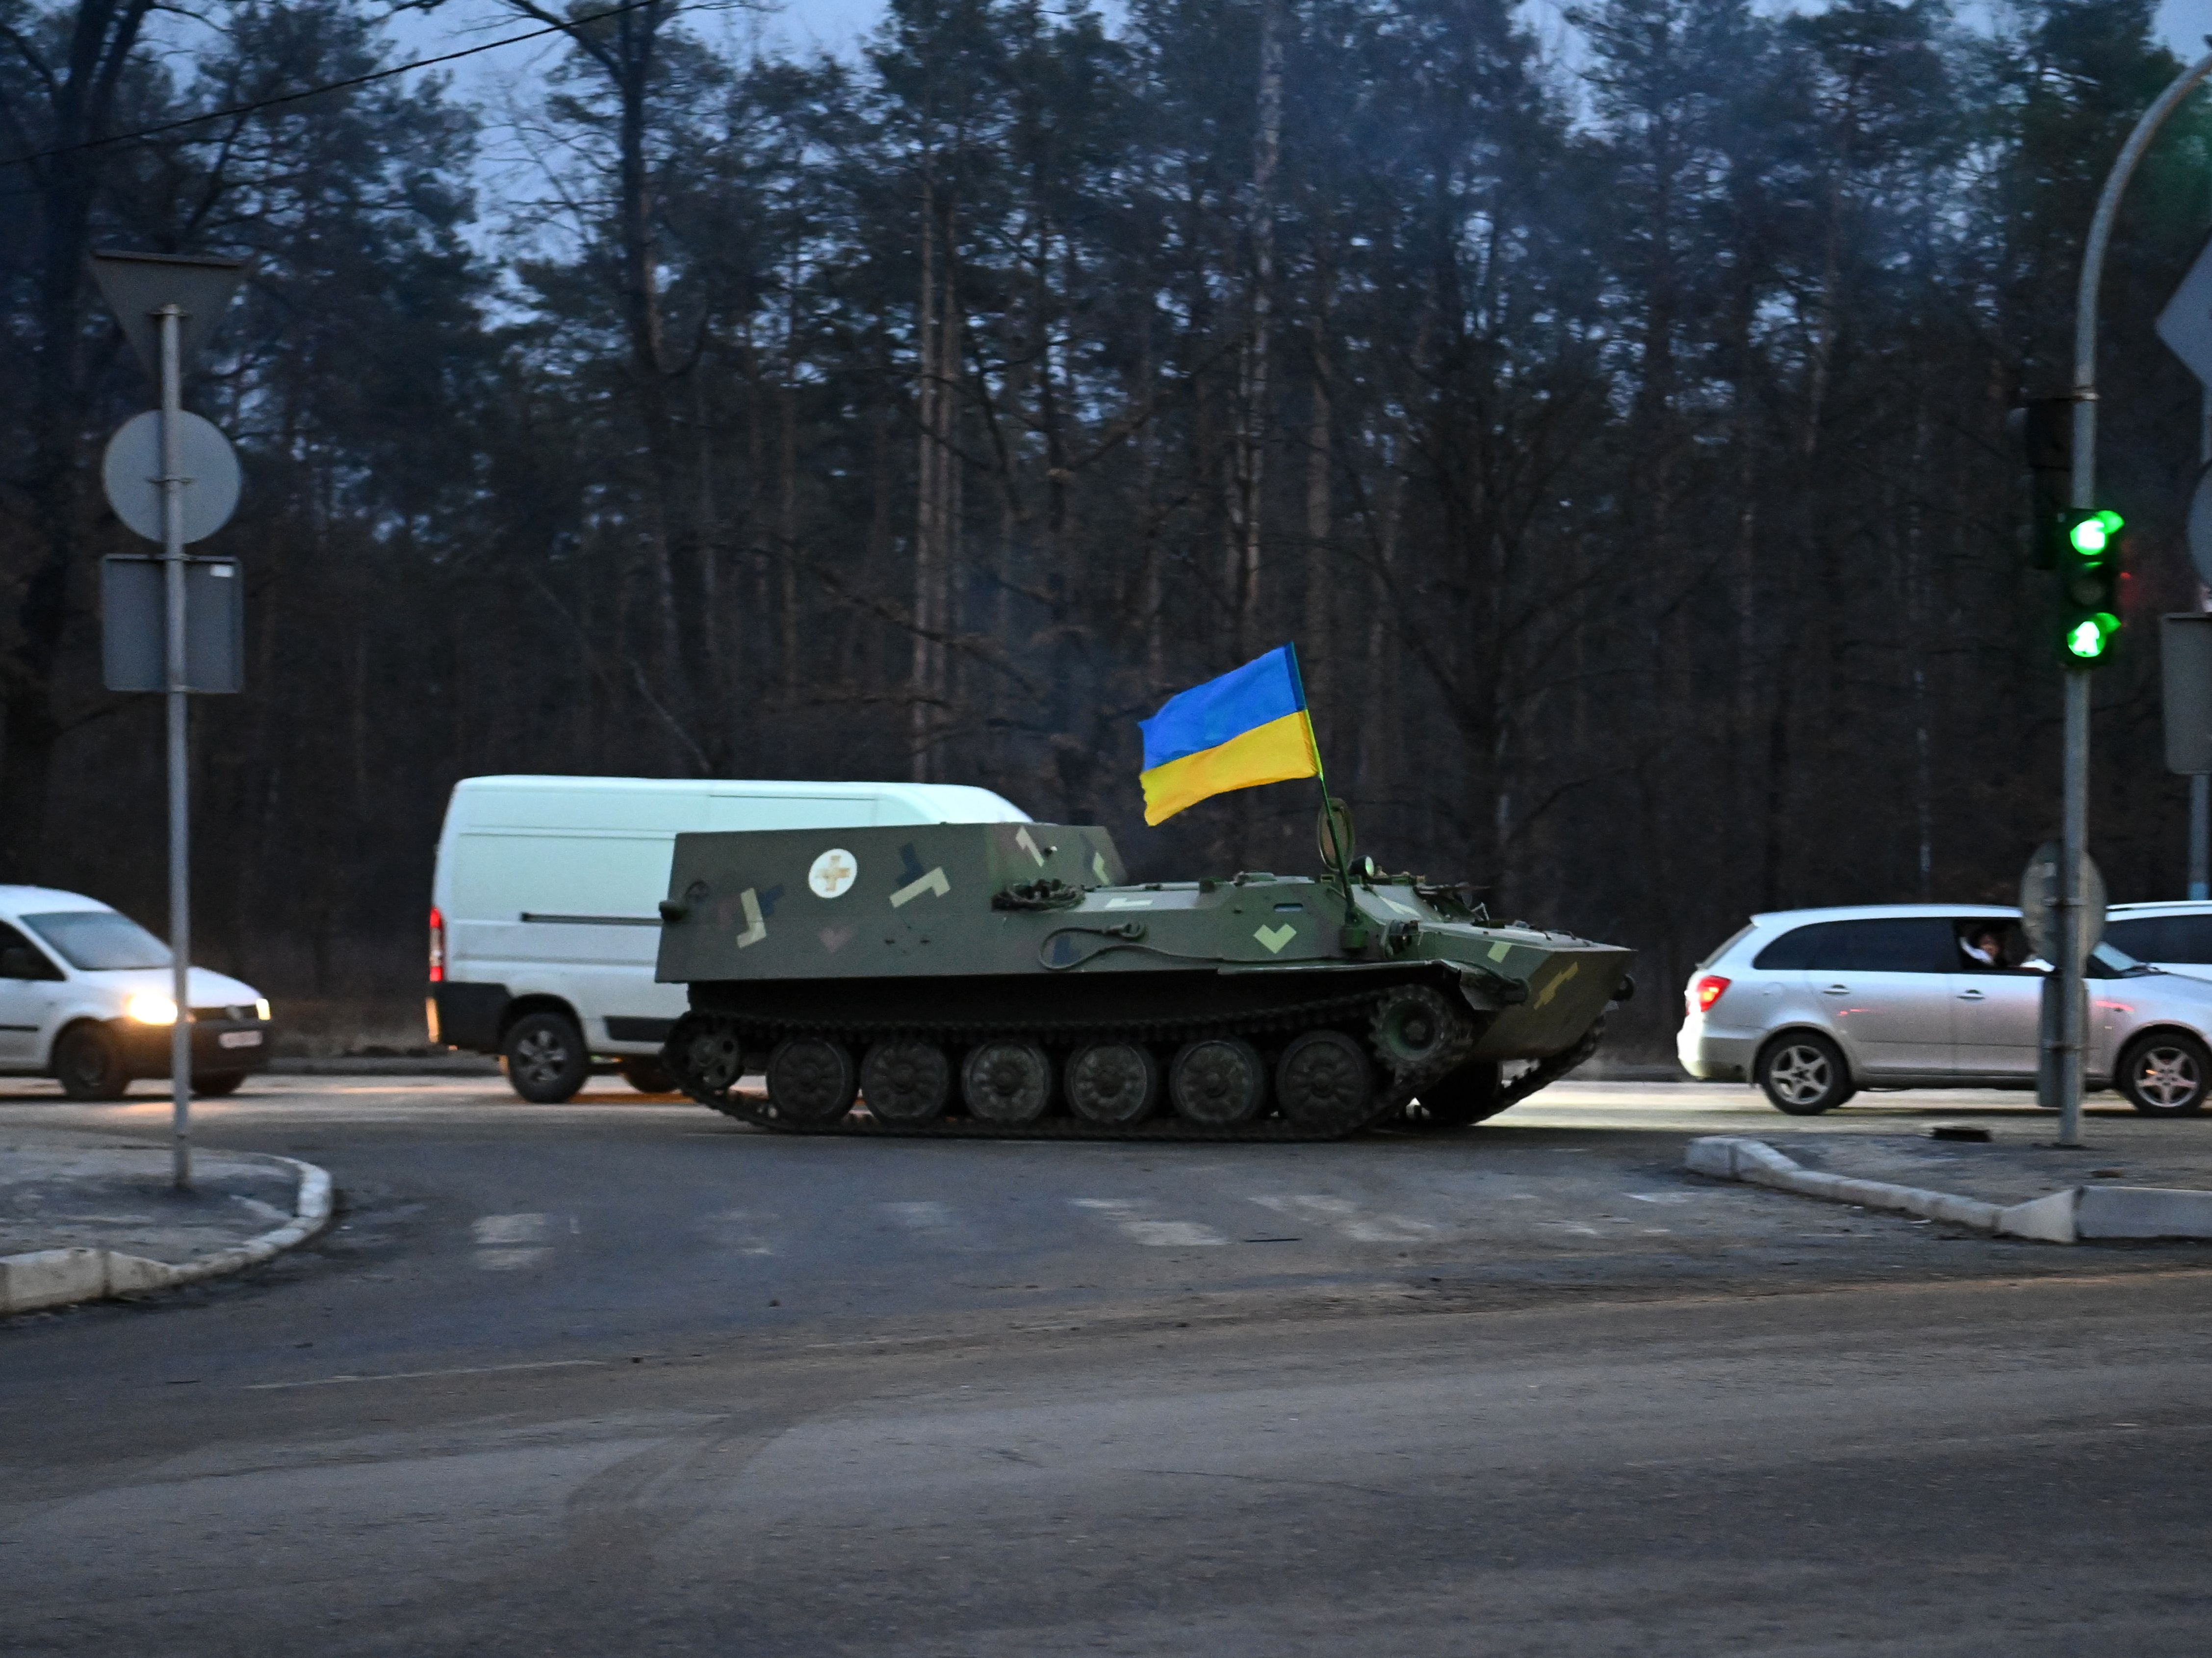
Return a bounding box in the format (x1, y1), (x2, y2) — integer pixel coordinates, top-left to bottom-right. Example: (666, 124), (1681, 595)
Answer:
(2117, 1032), (2210, 1116)
(54, 1023), (131, 1101)
(503, 1011), (589, 1103)
(618, 1057), (675, 1095)
(1756, 1033), (1854, 1114)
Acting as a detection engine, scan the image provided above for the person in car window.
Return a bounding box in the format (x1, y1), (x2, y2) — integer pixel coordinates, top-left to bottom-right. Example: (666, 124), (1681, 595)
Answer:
(1960, 925), (2004, 968)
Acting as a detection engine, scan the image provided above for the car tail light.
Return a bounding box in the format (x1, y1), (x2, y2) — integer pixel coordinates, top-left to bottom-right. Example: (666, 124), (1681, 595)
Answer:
(1691, 975), (1729, 1014)
(429, 906), (445, 983)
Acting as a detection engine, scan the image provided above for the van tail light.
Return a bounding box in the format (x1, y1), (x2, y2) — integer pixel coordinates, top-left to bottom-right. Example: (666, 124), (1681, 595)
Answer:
(429, 906), (445, 983)
(1691, 975), (1729, 1014)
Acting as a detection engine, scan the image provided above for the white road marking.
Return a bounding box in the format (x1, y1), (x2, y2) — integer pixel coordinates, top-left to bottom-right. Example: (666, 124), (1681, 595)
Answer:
(245, 1358), (609, 1391)
(1249, 1193), (1440, 1243)
(472, 1212), (556, 1269)
(1070, 1197), (1225, 1246)
(472, 1214), (550, 1244)
(703, 1207), (778, 1256)
(882, 1200), (954, 1231)
(1626, 1192), (1697, 1205)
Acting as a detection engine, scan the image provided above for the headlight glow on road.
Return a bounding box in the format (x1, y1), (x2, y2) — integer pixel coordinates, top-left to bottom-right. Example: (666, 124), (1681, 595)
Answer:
(127, 993), (178, 1024)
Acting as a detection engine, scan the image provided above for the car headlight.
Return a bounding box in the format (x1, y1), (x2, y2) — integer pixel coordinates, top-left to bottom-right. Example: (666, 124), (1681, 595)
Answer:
(127, 993), (179, 1025)
(254, 998), (272, 1022)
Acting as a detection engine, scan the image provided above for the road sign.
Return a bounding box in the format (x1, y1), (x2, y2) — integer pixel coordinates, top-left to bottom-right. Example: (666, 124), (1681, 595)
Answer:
(2158, 232), (2212, 387)
(101, 410), (239, 544)
(87, 250), (248, 380)
(2163, 613), (2212, 773)
(2021, 841), (2107, 967)
(101, 557), (242, 694)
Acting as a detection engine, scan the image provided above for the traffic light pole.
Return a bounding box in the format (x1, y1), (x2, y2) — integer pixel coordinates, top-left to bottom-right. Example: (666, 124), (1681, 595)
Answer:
(2055, 47), (2212, 1149)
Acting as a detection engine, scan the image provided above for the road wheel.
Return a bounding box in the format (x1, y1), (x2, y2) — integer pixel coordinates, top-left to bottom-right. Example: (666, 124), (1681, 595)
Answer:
(1275, 1030), (1374, 1134)
(671, 1019), (744, 1098)
(2116, 1032), (2211, 1116)
(1065, 1041), (1159, 1126)
(1369, 985), (1469, 1076)
(53, 1023), (130, 1101)
(767, 1036), (859, 1126)
(1169, 1036), (1267, 1127)
(502, 1010), (589, 1104)
(1412, 1061), (1506, 1130)
(1755, 1033), (1853, 1115)
(193, 1071), (248, 1097)
(863, 1038), (952, 1125)
(962, 1039), (1054, 1126)
(617, 1056), (675, 1094)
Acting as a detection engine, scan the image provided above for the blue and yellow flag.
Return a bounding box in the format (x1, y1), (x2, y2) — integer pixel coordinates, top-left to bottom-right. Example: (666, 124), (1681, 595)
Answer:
(1137, 645), (1322, 826)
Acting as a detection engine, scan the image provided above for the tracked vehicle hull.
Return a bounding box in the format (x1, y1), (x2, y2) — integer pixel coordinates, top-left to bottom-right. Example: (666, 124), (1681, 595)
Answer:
(656, 821), (1632, 1140)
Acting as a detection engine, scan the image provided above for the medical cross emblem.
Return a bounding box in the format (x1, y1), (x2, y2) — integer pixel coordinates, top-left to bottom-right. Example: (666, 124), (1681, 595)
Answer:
(808, 849), (858, 899)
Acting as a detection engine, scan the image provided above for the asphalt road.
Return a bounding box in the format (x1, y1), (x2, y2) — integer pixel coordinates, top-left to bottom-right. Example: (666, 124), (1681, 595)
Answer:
(5, 1075), (2211, 1654)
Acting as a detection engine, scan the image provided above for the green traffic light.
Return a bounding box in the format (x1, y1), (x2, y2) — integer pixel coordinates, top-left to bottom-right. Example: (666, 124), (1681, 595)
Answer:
(2065, 613), (2116, 660)
(2069, 509), (2123, 556)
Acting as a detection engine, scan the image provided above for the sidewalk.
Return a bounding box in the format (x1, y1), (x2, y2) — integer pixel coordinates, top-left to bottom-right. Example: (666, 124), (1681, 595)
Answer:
(1, 1126), (330, 1313)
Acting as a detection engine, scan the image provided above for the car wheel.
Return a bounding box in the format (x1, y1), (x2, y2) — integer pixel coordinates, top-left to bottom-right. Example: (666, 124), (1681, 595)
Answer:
(1756, 1033), (1854, 1115)
(617, 1056), (674, 1094)
(2116, 1032), (2210, 1116)
(193, 1071), (248, 1097)
(502, 1010), (589, 1103)
(53, 1023), (131, 1101)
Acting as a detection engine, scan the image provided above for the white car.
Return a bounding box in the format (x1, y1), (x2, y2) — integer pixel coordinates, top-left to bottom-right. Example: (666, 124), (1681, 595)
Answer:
(1677, 903), (2212, 1116)
(2102, 902), (2212, 985)
(0, 886), (272, 1100)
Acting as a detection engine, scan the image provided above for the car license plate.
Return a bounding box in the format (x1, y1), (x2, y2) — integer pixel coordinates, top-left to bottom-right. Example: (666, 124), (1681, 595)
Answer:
(218, 1030), (263, 1050)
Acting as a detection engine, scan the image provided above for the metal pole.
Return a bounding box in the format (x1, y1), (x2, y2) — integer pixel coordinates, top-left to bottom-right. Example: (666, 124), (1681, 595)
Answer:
(157, 304), (192, 1192)
(2193, 773), (2209, 901)
(2054, 47), (2212, 1148)
(2197, 386), (2212, 901)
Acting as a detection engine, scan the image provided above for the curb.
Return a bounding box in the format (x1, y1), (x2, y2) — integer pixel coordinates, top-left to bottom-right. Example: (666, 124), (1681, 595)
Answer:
(0, 1155), (334, 1316)
(1685, 1137), (2212, 1245)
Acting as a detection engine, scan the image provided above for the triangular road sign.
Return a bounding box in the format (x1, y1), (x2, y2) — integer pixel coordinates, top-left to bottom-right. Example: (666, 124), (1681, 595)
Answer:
(2158, 232), (2212, 387)
(87, 249), (250, 383)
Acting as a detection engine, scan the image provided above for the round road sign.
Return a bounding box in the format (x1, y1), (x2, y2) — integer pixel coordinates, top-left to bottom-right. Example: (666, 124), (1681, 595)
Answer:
(2019, 841), (2108, 967)
(101, 410), (240, 545)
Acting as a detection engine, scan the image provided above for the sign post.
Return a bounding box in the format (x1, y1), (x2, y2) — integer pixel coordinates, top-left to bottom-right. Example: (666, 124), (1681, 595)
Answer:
(89, 250), (248, 1192)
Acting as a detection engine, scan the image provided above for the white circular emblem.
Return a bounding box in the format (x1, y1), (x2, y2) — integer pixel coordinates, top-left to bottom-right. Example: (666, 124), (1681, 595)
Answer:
(808, 848), (859, 899)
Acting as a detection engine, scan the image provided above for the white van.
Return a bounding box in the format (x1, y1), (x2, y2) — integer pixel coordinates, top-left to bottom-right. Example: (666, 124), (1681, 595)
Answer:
(429, 776), (1031, 1101)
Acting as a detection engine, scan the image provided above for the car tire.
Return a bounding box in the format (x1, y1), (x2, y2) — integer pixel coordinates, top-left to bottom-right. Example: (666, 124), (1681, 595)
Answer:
(53, 1023), (132, 1101)
(1755, 1033), (1854, 1115)
(194, 1071), (248, 1097)
(2115, 1031), (2211, 1116)
(617, 1056), (675, 1094)
(502, 1010), (589, 1103)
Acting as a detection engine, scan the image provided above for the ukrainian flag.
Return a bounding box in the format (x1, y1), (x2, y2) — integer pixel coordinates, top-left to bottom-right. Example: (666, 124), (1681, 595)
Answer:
(1137, 646), (1322, 826)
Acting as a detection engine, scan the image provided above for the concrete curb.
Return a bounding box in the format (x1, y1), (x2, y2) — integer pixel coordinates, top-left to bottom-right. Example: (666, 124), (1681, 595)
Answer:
(1684, 1137), (2212, 1245)
(0, 1155), (334, 1316)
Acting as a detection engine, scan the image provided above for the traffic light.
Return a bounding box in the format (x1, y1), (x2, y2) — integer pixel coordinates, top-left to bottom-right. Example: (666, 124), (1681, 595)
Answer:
(2056, 507), (2124, 666)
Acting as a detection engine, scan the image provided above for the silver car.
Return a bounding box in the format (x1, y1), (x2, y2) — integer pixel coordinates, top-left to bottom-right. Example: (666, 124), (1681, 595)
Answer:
(1677, 903), (2212, 1116)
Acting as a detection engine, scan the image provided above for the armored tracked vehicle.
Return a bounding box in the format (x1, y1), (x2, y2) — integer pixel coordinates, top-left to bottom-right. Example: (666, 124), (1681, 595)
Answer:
(656, 822), (1633, 1139)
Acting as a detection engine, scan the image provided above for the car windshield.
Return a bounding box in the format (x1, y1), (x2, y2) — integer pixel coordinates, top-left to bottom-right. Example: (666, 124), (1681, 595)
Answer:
(2092, 940), (2155, 977)
(20, 910), (171, 971)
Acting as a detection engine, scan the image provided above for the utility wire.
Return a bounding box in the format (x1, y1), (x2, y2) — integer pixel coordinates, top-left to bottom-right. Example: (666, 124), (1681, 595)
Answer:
(0, 0), (670, 171)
